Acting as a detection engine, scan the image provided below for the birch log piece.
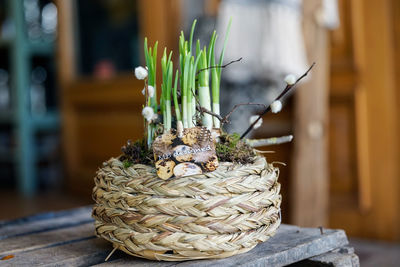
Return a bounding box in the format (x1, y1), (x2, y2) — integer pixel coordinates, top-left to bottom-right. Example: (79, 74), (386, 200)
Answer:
(246, 135), (294, 147)
(174, 162), (203, 177)
(156, 159), (175, 180)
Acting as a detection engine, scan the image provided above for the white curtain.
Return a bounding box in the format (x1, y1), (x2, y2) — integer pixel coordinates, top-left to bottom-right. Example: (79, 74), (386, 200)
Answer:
(216, 0), (308, 83)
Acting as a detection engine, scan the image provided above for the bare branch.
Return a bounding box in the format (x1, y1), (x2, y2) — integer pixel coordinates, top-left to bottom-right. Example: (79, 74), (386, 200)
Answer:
(196, 102), (267, 127)
(196, 102), (268, 126)
(196, 106), (224, 122)
(223, 103), (267, 123)
(196, 57), (242, 76)
(240, 63), (316, 139)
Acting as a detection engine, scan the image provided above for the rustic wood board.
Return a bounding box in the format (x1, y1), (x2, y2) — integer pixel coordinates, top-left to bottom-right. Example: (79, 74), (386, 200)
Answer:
(290, 247), (360, 267)
(0, 222), (94, 255)
(0, 206), (92, 240)
(1, 237), (109, 267)
(0, 207), (355, 266)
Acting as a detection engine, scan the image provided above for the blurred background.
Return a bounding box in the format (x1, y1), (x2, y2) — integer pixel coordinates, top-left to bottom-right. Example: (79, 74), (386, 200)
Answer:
(0, 0), (399, 264)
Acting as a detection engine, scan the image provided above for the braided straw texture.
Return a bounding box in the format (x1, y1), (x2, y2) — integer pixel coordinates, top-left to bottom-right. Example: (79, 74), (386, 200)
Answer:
(92, 156), (281, 261)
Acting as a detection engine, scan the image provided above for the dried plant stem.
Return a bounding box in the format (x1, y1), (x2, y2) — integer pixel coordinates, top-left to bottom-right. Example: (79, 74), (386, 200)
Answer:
(196, 102), (268, 126)
(196, 57), (242, 76)
(105, 247), (118, 262)
(240, 63), (316, 139)
(224, 103), (267, 123)
(196, 105), (224, 122)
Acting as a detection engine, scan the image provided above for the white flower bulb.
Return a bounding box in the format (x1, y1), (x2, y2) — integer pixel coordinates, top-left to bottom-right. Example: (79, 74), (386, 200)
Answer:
(147, 86), (155, 97)
(135, 66), (148, 80)
(142, 106), (155, 122)
(249, 115), (263, 129)
(270, 100), (282, 113)
(284, 74), (296, 85)
(141, 85), (155, 98)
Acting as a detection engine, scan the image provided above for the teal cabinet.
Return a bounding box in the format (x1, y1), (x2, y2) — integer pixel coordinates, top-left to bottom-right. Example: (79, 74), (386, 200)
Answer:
(0, 0), (59, 196)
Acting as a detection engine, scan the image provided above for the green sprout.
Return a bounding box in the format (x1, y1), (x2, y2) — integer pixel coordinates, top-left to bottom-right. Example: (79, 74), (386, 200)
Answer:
(210, 19), (231, 128)
(144, 38), (158, 146)
(161, 48), (173, 132)
(140, 19), (232, 145)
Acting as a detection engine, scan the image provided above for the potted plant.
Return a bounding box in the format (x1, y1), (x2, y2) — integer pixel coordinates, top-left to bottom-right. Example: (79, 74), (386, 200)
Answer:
(92, 19), (313, 261)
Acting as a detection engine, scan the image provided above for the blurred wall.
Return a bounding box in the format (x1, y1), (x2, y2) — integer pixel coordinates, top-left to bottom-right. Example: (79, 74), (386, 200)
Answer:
(56, 0), (400, 241)
(327, 0), (400, 241)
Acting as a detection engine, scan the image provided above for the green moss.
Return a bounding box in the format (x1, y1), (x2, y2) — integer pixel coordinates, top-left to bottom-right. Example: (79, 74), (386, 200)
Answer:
(120, 133), (255, 167)
(122, 159), (132, 168)
(216, 133), (256, 164)
(120, 139), (154, 165)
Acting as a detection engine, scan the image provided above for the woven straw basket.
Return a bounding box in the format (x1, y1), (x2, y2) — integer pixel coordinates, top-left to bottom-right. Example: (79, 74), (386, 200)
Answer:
(92, 155), (281, 261)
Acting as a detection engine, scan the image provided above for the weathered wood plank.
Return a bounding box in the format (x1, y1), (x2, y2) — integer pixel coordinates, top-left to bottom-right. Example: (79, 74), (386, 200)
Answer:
(0, 206), (92, 240)
(173, 225), (348, 267)
(0, 222), (94, 255)
(0, 205), (351, 267)
(94, 257), (178, 267)
(0, 237), (110, 267)
(93, 225), (349, 267)
(290, 247), (360, 267)
(308, 247), (359, 267)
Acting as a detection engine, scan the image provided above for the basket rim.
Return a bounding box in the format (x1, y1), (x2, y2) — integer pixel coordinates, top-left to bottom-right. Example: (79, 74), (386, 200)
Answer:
(94, 156), (279, 197)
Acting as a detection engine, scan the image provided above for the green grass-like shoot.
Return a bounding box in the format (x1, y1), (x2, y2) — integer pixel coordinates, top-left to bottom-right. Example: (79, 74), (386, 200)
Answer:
(144, 38), (158, 146)
(189, 19), (197, 54)
(210, 18), (232, 128)
(198, 46), (212, 129)
(161, 48), (173, 132)
(141, 18), (232, 145)
(172, 70), (181, 122)
(182, 53), (190, 128)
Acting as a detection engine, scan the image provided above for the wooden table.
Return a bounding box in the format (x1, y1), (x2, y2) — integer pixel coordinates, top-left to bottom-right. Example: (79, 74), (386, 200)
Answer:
(0, 206), (359, 266)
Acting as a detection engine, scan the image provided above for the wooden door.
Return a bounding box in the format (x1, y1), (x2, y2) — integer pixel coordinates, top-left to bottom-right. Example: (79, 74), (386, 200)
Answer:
(328, 0), (400, 240)
(56, 0), (182, 196)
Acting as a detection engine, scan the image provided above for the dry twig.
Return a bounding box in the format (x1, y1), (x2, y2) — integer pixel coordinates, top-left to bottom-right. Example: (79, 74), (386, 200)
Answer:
(196, 57), (242, 76)
(240, 63), (316, 139)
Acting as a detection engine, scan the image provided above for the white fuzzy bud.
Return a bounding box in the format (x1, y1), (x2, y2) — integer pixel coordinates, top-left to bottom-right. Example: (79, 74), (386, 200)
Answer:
(284, 74), (296, 85)
(135, 66), (148, 80)
(270, 100), (282, 113)
(141, 85), (155, 98)
(148, 86), (155, 97)
(142, 106), (155, 122)
(249, 115), (263, 129)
